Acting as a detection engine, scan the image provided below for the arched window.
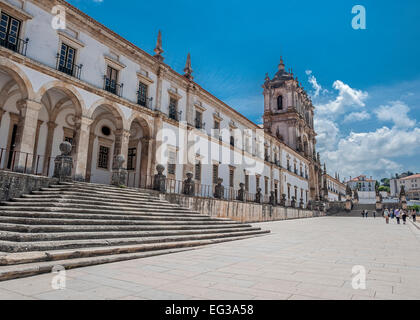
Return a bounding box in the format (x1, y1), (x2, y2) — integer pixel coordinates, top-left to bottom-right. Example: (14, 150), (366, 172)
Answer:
(277, 95), (283, 110)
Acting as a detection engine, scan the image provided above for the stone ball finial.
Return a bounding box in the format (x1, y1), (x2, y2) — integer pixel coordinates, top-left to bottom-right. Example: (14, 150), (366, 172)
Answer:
(186, 172), (193, 179)
(115, 154), (125, 169)
(217, 178), (223, 184)
(156, 164), (165, 174)
(59, 141), (72, 156)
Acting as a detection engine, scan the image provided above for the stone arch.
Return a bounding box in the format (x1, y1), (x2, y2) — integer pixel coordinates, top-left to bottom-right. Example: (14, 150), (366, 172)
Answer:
(126, 114), (153, 188)
(0, 57), (35, 101)
(87, 99), (126, 130)
(35, 81), (85, 117)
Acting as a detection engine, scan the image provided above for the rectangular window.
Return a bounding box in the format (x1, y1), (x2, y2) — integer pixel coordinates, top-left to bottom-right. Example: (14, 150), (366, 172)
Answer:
(195, 111), (203, 129)
(98, 146), (110, 169)
(58, 43), (77, 76)
(212, 164), (219, 184)
(127, 147), (137, 171)
(195, 162), (201, 181)
(168, 151), (176, 175)
(0, 13), (21, 52)
(256, 176), (260, 190)
(169, 98), (178, 121)
(105, 66), (119, 94)
(245, 174), (249, 191)
(137, 82), (148, 107)
(229, 168), (234, 188)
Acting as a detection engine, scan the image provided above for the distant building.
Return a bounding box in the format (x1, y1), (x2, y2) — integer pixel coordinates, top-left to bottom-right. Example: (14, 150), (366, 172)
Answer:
(346, 175), (376, 192)
(390, 174), (420, 200)
(324, 173), (346, 202)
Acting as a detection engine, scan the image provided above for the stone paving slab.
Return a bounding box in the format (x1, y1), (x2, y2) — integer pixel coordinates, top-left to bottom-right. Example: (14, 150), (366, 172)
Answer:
(0, 217), (419, 300)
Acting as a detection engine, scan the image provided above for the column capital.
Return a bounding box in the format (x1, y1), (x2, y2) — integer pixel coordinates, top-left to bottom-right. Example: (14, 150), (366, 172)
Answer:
(16, 99), (42, 113)
(47, 121), (58, 130)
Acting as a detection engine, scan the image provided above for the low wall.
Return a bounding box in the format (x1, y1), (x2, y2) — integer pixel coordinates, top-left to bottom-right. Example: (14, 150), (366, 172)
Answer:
(165, 193), (325, 223)
(0, 170), (57, 202)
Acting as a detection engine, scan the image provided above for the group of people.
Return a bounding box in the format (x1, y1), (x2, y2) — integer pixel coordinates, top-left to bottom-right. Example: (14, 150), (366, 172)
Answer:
(383, 208), (417, 225)
(361, 208), (418, 225)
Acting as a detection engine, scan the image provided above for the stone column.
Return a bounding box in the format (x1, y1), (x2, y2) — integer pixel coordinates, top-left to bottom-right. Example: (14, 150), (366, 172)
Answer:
(154, 66), (165, 112)
(85, 132), (96, 182)
(73, 116), (93, 181)
(113, 129), (130, 169)
(42, 121), (58, 176)
(31, 119), (44, 173)
(13, 99), (42, 173)
(185, 84), (194, 126)
(150, 114), (163, 175)
(139, 137), (151, 188)
(0, 109), (4, 125)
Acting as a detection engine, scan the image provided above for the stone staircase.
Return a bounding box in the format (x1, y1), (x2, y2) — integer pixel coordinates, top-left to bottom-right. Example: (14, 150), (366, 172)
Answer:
(329, 203), (377, 217)
(0, 182), (270, 281)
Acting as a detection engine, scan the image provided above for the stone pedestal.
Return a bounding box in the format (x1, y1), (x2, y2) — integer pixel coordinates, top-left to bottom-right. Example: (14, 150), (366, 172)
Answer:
(111, 155), (128, 187)
(182, 172), (195, 196)
(255, 188), (262, 204)
(153, 164), (167, 193)
(237, 183), (245, 202)
(53, 142), (73, 182)
(291, 196), (296, 208)
(214, 178), (224, 199)
(269, 191), (276, 206)
(279, 194), (286, 207)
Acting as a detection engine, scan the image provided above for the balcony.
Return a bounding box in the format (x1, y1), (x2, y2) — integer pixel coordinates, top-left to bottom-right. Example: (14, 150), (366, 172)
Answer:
(169, 106), (182, 121)
(103, 76), (123, 97)
(56, 54), (83, 79)
(137, 94), (154, 110)
(0, 34), (28, 56)
(195, 119), (205, 130)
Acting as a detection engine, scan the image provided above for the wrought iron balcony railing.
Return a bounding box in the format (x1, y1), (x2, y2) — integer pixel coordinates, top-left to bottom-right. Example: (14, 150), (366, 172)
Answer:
(103, 76), (123, 97)
(137, 94), (154, 110)
(56, 54), (83, 79)
(169, 107), (182, 121)
(0, 34), (28, 56)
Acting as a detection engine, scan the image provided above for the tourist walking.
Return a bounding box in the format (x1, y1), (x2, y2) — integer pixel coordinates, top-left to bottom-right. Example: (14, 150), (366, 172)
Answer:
(373, 211), (376, 218)
(412, 209), (417, 222)
(391, 209), (395, 219)
(361, 210), (365, 218)
(395, 209), (401, 225)
(402, 210), (408, 225)
(384, 209), (390, 224)
(365, 210), (369, 218)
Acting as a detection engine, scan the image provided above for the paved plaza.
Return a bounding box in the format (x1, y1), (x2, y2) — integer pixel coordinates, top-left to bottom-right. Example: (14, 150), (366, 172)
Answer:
(0, 217), (419, 300)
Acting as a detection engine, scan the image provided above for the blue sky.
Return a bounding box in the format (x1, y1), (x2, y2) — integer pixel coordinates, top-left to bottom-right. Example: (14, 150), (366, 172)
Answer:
(68, 0), (420, 180)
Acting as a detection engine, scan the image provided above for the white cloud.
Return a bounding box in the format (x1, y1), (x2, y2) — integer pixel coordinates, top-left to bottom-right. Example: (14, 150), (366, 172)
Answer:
(305, 70), (325, 98)
(322, 126), (420, 179)
(343, 111), (371, 123)
(314, 117), (340, 152)
(374, 100), (416, 128)
(316, 80), (368, 117)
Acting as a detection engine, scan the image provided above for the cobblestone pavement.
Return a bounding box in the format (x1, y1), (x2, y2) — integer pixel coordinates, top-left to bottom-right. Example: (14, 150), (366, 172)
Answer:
(1, 217), (419, 300)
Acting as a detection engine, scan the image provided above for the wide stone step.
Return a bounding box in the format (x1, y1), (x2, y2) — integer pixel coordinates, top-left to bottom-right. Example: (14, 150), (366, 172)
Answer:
(33, 189), (161, 202)
(0, 211), (230, 223)
(0, 226), (260, 242)
(48, 185), (158, 199)
(0, 229), (270, 252)
(11, 196), (180, 208)
(0, 206), (203, 217)
(0, 222), (253, 234)
(0, 234), (263, 281)
(0, 215), (241, 227)
(3, 201), (193, 212)
(49, 183), (154, 196)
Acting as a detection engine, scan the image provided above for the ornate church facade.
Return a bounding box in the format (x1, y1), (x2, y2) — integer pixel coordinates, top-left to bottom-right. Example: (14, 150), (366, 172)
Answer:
(0, 0), (322, 207)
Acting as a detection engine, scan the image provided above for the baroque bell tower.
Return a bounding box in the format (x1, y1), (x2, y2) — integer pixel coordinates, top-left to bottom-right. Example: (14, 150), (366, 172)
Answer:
(262, 57), (322, 201)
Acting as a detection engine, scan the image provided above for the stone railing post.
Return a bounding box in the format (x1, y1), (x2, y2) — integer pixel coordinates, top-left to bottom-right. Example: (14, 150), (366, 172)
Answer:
(182, 172), (195, 196)
(153, 164), (166, 193)
(255, 188), (262, 204)
(111, 155), (128, 187)
(237, 183), (245, 202)
(53, 142), (73, 182)
(214, 178), (224, 199)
